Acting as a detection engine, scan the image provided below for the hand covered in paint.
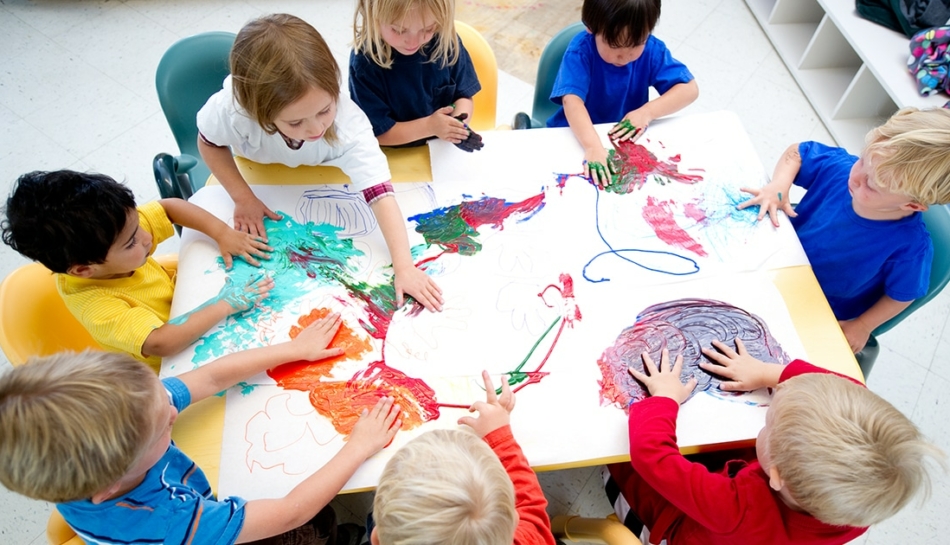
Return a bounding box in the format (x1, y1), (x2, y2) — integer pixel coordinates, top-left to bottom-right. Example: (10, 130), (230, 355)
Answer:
(584, 146), (614, 189)
(838, 318), (872, 354)
(700, 338), (784, 391)
(218, 274), (273, 314)
(458, 370), (515, 438)
(347, 396), (402, 457)
(452, 113), (484, 152)
(427, 106), (472, 144)
(609, 109), (649, 143)
(290, 313), (346, 362)
(738, 179), (798, 228)
(215, 226), (274, 269)
(628, 349), (697, 404)
(232, 195), (282, 241)
(395, 264), (444, 312)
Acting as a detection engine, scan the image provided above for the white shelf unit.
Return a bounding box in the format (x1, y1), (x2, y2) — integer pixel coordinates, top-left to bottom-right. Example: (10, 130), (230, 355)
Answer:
(745, 0), (947, 151)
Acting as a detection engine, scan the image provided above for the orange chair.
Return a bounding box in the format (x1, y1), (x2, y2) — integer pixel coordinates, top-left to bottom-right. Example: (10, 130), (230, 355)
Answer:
(552, 513), (643, 544)
(454, 21), (498, 131)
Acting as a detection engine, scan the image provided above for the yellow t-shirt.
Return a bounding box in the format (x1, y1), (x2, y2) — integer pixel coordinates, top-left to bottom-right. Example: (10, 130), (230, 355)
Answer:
(57, 202), (176, 373)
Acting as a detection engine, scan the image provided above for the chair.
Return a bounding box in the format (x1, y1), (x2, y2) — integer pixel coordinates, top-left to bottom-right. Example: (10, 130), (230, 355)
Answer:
(552, 514), (643, 545)
(455, 21), (498, 131)
(46, 511), (83, 545)
(513, 22), (585, 129)
(855, 204), (950, 377)
(154, 31), (236, 200)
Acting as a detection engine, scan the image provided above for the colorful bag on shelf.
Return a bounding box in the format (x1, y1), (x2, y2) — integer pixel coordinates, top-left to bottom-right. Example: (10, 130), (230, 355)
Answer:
(908, 26), (950, 107)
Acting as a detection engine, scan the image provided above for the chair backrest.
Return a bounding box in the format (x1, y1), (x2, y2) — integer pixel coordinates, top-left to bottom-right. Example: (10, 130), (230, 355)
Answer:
(454, 21), (497, 131)
(155, 32), (236, 191)
(531, 22), (585, 127)
(47, 510), (84, 545)
(0, 262), (102, 365)
(875, 204), (950, 335)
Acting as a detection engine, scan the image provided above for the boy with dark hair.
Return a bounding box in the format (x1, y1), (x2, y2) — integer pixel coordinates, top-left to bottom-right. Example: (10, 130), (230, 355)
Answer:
(547, 0), (698, 187)
(1, 169), (274, 371)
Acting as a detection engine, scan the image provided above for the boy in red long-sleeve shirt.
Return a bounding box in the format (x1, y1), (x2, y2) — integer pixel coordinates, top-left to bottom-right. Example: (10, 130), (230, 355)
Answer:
(370, 371), (556, 545)
(607, 340), (944, 545)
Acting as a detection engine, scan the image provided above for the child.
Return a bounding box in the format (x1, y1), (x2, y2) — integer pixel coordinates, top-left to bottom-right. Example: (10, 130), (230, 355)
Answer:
(197, 13), (444, 312)
(370, 371), (556, 545)
(0, 313), (402, 544)
(1, 170), (273, 372)
(350, 0), (483, 151)
(547, 0), (699, 187)
(739, 107), (950, 352)
(604, 340), (943, 545)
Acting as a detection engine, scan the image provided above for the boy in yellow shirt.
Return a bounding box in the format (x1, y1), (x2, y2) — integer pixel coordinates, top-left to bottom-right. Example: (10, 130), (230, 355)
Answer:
(1, 169), (273, 371)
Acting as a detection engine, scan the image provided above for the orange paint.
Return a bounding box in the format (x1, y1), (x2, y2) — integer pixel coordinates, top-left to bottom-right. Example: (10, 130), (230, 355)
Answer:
(268, 308), (373, 385)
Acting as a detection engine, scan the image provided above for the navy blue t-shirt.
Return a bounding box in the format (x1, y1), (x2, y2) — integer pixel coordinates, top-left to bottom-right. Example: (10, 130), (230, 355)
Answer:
(349, 37), (481, 146)
(791, 141), (932, 320)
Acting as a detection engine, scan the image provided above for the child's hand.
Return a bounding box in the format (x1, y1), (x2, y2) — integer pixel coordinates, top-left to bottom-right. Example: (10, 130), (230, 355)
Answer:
(233, 195), (282, 241)
(218, 274), (273, 313)
(428, 106), (471, 144)
(290, 313), (346, 361)
(627, 349), (697, 404)
(700, 338), (783, 391)
(838, 319), (872, 354)
(584, 147), (613, 189)
(608, 111), (649, 142)
(452, 113), (484, 152)
(458, 370), (515, 438)
(737, 182), (797, 228)
(347, 396), (402, 458)
(216, 228), (273, 269)
(394, 265), (444, 312)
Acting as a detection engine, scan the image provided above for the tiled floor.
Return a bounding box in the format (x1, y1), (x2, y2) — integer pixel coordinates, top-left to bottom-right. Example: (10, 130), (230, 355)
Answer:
(1, 0), (947, 543)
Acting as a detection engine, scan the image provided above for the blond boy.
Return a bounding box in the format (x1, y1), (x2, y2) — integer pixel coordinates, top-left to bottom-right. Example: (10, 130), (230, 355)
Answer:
(1, 170), (275, 371)
(605, 340), (943, 545)
(371, 371), (556, 545)
(0, 314), (402, 544)
(740, 107), (950, 352)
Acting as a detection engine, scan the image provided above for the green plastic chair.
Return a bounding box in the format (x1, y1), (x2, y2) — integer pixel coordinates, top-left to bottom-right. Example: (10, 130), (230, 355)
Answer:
(855, 204), (950, 377)
(154, 31), (235, 200)
(513, 22), (585, 129)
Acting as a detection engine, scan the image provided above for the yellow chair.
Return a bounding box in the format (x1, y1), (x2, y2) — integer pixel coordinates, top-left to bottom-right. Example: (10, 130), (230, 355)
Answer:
(552, 513), (643, 544)
(0, 256), (177, 545)
(454, 20), (498, 131)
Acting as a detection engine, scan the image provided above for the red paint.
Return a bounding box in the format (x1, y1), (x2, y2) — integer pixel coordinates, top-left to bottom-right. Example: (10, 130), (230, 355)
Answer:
(459, 193), (546, 230)
(268, 308), (373, 384)
(683, 201), (707, 223)
(611, 139), (704, 192)
(641, 196), (708, 257)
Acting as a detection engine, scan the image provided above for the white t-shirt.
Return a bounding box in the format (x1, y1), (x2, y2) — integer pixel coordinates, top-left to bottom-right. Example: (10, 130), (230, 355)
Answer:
(197, 75), (391, 192)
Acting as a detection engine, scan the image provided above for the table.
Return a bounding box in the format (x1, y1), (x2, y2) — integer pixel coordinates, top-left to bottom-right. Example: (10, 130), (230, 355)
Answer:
(168, 111), (860, 497)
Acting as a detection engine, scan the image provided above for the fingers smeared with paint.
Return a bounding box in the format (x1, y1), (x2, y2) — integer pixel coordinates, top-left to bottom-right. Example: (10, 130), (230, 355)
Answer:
(596, 298), (790, 411)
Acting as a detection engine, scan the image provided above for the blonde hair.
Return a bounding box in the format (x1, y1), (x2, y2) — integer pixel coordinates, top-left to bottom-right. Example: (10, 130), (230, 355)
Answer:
(373, 429), (517, 545)
(353, 0), (458, 69)
(864, 107), (950, 204)
(0, 351), (157, 502)
(230, 13), (340, 142)
(769, 373), (945, 527)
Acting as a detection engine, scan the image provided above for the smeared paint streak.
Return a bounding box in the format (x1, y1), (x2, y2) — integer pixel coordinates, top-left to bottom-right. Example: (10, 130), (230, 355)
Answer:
(606, 138), (704, 194)
(683, 201), (707, 223)
(596, 299), (789, 411)
(641, 196), (708, 257)
(408, 194), (546, 256)
(268, 308), (373, 384)
(304, 362), (440, 435)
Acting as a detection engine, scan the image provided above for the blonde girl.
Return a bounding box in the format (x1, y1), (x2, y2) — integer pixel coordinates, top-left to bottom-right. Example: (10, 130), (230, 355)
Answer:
(350, 0), (482, 148)
(197, 13), (443, 312)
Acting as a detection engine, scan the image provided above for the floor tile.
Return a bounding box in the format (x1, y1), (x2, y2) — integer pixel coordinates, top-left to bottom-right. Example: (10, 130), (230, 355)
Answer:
(865, 347), (928, 417)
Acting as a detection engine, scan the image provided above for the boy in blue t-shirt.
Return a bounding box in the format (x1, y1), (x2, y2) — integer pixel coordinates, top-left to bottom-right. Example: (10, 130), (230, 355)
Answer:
(547, 0), (698, 187)
(740, 107), (950, 353)
(0, 313), (402, 545)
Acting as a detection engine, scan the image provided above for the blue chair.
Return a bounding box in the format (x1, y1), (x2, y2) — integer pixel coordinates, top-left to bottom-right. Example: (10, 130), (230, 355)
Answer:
(855, 204), (950, 377)
(513, 22), (585, 129)
(154, 31), (235, 200)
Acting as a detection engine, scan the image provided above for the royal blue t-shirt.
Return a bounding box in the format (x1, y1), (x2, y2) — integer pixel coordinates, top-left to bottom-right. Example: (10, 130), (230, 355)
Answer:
(791, 141), (932, 320)
(546, 32), (693, 127)
(349, 36), (481, 146)
(58, 377), (248, 545)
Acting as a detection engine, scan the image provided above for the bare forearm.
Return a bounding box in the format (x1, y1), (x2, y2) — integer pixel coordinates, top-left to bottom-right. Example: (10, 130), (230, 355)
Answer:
(181, 340), (305, 402)
(159, 198), (229, 240)
(770, 144), (802, 192)
(141, 299), (232, 358)
(197, 139), (255, 204)
(370, 195), (415, 271)
(377, 118), (434, 146)
(853, 295), (913, 332)
(563, 94), (604, 155)
(236, 441), (372, 542)
(640, 80), (699, 121)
